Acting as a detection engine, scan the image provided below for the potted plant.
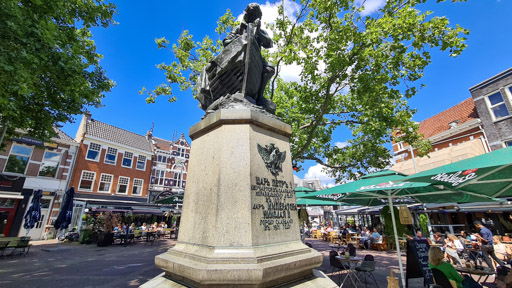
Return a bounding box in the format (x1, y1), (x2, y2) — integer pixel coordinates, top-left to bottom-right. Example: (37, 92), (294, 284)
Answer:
(96, 212), (120, 247)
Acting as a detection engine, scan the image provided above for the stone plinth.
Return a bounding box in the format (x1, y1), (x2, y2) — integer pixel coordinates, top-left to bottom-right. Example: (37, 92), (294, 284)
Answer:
(142, 109), (335, 288)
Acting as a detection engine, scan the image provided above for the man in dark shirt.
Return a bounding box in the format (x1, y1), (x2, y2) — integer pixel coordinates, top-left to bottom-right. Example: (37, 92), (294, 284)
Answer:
(474, 220), (506, 271)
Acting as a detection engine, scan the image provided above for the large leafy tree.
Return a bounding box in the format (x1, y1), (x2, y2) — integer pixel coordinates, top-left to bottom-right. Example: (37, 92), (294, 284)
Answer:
(143, 0), (468, 181)
(0, 0), (117, 141)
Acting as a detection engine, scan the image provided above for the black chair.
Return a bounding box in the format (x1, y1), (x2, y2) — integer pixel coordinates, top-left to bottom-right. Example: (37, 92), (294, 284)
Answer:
(348, 244), (356, 257)
(431, 268), (454, 288)
(329, 250), (347, 283)
(355, 254), (379, 288)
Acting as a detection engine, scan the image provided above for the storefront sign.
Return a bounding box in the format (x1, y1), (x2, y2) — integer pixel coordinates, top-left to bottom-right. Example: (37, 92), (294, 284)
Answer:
(12, 136), (58, 149)
(0, 174), (25, 192)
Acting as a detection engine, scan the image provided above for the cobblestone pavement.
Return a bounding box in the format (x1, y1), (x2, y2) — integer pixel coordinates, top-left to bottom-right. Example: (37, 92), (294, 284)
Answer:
(0, 237), (497, 287)
(0, 238), (175, 288)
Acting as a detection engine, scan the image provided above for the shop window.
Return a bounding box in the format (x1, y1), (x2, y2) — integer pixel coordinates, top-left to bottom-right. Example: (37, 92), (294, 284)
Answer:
(122, 152), (133, 168)
(38, 151), (61, 178)
(86, 142), (101, 161)
(98, 174), (113, 193)
(136, 155), (146, 170)
(117, 176), (129, 194)
(4, 144), (32, 174)
(0, 199), (16, 208)
(132, 179), (143, 195)
(79, 171), (95, 191)
(104, 147), (117, 165)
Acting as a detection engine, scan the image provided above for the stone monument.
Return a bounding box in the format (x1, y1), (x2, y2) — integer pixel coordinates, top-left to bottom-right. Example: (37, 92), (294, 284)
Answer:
(142, 4), (336, 288)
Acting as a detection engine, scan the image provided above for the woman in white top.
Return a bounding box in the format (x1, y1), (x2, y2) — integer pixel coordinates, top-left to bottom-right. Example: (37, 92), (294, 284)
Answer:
(445, 233), (463, 266)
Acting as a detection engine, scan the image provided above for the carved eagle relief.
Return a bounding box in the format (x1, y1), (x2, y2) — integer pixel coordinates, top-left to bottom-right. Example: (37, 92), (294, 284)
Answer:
(257, 143), (286, 177)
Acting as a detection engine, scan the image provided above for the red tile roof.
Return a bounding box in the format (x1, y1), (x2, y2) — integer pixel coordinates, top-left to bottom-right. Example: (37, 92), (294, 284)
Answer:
(418, 98), (479, 139)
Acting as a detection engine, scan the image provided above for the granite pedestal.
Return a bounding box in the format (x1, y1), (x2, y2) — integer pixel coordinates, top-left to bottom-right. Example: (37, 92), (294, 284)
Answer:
(141, 109), (336, 288)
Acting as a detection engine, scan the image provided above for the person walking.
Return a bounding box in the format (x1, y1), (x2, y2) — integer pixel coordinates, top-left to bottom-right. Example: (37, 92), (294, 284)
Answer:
(473, 220), (506, 271)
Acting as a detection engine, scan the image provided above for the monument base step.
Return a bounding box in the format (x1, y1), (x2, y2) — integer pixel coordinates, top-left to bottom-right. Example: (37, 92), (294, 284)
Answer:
(140, 270), (338, 288)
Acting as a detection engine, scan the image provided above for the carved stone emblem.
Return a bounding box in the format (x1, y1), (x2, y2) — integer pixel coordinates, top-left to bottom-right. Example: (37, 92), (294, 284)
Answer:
(257, 143), (286, 176)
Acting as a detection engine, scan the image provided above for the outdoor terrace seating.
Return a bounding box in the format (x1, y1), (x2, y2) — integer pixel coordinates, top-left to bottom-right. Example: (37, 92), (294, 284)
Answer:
(0, 237), (32, 257)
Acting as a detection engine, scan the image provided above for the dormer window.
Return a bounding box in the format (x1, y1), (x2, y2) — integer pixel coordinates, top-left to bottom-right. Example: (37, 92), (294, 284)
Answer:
(448, 120), (459, 129)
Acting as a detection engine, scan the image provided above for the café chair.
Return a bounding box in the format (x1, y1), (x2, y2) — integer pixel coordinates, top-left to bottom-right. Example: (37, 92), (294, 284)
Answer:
(355, 254), (379, 288)
(431, 268), (457, 288)
(329, 250), (347, 283)
(0, 241), (10, 257)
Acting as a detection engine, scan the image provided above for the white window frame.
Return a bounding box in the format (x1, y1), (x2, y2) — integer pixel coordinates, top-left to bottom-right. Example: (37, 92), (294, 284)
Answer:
(157, 154), (167, 164)
(104, 147), (117, 165)
(38, 150), (61, 178)
(395, 141), (405, 152)
(98, 173), (113, 193)
(153, 169), (165, 186)
(485, 90), (511, 121)
(117, 176), (130, 194)
(121, 151), (133, 168)
(4, 143), (33, 175)
(136, 155), (146, 171)
(78, 170), (96, 192)
(86, 142), (101, 162)
(132, 178), (143, 195)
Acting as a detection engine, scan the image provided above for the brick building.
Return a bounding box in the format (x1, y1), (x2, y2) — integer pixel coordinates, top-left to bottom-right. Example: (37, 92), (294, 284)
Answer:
(469, 67), (512, 151)
(391, 98), (490, 174)
(148, 133), (190, 203)
(69, 113), (154, 223)
(0, 128), (78, 239)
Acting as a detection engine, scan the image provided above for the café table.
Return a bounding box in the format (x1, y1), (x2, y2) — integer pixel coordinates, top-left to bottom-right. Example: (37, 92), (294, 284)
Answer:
(329, 244), (347, 251)
(145, 231), (156, 245)
(455, 266), (495, 284)
(335, 255), (363, 287)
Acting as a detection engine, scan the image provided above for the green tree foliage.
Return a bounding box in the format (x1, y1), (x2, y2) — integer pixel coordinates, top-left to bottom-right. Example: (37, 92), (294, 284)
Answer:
(381, 205), (409, 245)
(144, 0), (468, 181)
(0, 0), (117, 141)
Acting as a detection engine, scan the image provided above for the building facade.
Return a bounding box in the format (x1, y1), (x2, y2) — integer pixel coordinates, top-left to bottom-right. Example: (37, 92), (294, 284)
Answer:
(391, 98), (490, 174)
(0, 128), (78, 239)
(148, 133), (190, 203)
(469, 67), (512, 151)
(69, 113), (154, 222)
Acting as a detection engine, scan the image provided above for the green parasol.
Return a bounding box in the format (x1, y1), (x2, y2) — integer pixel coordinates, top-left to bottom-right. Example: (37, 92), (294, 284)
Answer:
(155, 194), (184, 205)
(403, 146), (512, 199)
(301, 169), (499, 288)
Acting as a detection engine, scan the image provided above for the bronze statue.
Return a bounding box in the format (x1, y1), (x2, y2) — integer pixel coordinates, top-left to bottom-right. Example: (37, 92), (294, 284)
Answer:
(196, 3), (276, 114)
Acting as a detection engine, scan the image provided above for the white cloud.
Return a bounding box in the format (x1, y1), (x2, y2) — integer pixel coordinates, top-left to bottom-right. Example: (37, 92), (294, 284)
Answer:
(304, 163), (336, 187)
(355, 0), (387, 16)
(335, 141), (349, 148)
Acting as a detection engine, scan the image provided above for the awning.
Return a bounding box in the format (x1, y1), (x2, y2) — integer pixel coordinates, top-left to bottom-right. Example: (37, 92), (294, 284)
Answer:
(0, 192), (24, 199)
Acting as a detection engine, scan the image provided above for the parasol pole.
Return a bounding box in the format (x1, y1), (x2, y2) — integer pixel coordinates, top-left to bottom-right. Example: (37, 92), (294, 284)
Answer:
(388, 194), (406, 288)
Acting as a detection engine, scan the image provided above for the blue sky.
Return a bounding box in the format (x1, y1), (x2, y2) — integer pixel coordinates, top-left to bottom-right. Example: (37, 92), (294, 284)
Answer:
(60, 0), (512, 187)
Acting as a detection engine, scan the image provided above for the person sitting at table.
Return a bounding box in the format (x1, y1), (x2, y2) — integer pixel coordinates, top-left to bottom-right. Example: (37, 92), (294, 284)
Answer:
(406, 231), (426, 241)
(445, 233), (464, 267)
(141, 223), (148, 231)
(474, 220), (506, 272)
(365, 228), (381, 249)
(428, 246), (480, 288)
(433, 232), (445, 244)
(161, 222), (167, 229)
(358, 227), (370, 248)
(493, 236), (512, 263)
